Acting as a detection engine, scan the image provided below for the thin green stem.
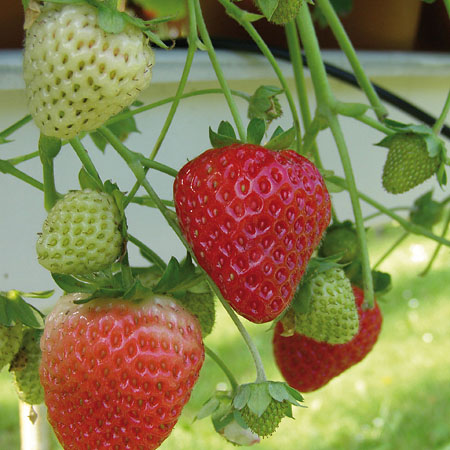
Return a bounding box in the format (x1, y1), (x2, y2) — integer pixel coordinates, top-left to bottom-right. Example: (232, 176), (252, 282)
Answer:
(70, 138), (103, 187)
(8, 151), (39, 166)
(0, 160), (44, 191)
(139, 158), (178, 178)
(0, 115), (32, 141)
(297, 3), (373, 308)
(149, 0), (198, 161)
(432, 89), (450, 135)
(373, 231), (409, 270)
(194, 0), (246, 140)
(419, 208), (450, 277)
(356, 114), (394, 135)
(41, 158), (57, 211)
(216, 0), (302, 150)
(106, 89), (250, 126)
(130, 196), (175, 209)
(315, 0), (388, 120)
(330, 176), (450, 247)
(205, 345), (239, 391)
(127, 234), (167, 272)
(100, 125), (268, 383)
(364, 207), (410, 222)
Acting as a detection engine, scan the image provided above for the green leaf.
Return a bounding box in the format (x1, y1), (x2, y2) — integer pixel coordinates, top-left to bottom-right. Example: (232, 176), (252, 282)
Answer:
(409, 191), (444, 229)
(247, 383), (271, 417)
(89, 131), (108, 152)
(217, 121), (237, 139)
(97, 4), (125, 33)
(78, 167), (103, 191)
(152, 255), (202, 294)
(196, 397), (221, 421)
(0, 291), (44, 328)
(209, 127), (240, 149)
(265, 126), (296, 150)
(52, 273), (97, 294)
(233, 385), (251, 410)
(372, 271), (392, 295)
(246, 118), (266, 145)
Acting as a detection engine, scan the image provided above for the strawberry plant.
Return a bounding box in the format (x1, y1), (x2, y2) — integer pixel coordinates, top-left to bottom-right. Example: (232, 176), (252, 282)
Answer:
(1, 0), (449, 448)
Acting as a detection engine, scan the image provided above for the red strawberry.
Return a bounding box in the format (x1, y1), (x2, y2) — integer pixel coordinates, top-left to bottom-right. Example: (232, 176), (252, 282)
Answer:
(273, 286), (382, 392)
(174, 144), (331, 323)
(40, 293), (204, 450)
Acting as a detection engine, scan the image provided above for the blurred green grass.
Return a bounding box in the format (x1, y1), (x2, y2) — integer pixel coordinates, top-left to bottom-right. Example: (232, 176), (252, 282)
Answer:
(1, 224), (449, 450)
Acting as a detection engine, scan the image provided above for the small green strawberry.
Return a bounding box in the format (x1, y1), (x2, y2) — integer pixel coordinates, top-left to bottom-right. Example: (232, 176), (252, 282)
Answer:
(319, 221), (359, 264)
(381, 133), (440, 194)
(233, 381), (303, 438)
(0, 323), (23, 370)
(23, 3), (154, 139)
(10, 328), (44, 405)
(293, 266), (359, 344)
(240, 399), (288, 437)
(256, 0), (303, 25)
(36, 189), (123, 275)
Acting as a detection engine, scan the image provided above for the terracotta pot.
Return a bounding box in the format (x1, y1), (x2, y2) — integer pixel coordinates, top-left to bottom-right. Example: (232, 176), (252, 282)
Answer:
(200, 0), (423, 50)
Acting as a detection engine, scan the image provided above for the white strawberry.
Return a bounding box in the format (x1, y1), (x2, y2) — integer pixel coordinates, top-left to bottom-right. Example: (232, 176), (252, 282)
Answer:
(23, 3), (154, 139)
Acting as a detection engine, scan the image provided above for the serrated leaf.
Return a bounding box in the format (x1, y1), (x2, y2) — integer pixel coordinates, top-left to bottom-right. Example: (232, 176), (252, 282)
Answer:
(247, 118), (266, 145)
(52, 273), (97, 294)
(196, 397), (221, 421)
(152, 255), (202, 294)
(247, 383), (271, 417)
(233, 385), (251, 410)
(209, 127), (240, 149)
(97, 4), (125, 33)
(217, 121), (236, 139)
(265, 126), (296, 150)
(0, 292), (44, 328)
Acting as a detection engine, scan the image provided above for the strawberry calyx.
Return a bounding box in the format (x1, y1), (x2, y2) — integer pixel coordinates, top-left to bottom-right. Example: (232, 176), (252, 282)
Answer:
(25, 0), (170, 48)
(232, 381), (304, 437)
(248, 85), (284, 124)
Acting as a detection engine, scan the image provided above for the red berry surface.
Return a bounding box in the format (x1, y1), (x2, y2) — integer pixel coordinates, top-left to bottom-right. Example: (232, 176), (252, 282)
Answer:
(40, 293), (204, 450)
(174, 144), (331, 323)
(273, 286), (382, 392)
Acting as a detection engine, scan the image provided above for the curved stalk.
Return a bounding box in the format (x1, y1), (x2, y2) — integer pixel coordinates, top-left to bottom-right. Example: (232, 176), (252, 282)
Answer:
(70, 138), (103, 187)
(432, 89), (450, 135)
(205, 345), (239, 391)
(0, 115), (32, 141)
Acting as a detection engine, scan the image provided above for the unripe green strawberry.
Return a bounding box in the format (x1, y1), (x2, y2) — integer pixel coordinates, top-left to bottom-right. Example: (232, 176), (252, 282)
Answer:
(319, 222), (359, 264)
(382, 133), (440, 194)
(23, 3), (154, 139)
(36, 189), (123, 275)
(10, 328), (44, 405)
(294, 267), (358, 344)
(0, 323), (23, 370)
(240, 399), (288, 437)
(256, 0), (303, 25)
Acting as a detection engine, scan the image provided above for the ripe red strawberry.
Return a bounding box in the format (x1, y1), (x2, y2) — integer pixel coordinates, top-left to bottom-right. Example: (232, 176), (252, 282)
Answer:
(40, 293), (204, 450)
(273, 286), (382, 392)
(174, 144), (331, 323)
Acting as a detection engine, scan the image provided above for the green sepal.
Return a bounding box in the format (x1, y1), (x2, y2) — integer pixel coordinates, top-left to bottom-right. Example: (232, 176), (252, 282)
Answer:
(265, 126), (296, 150)
(246, 118), (266, 146)
(233, 384), (252, 410)
(292, 281), (312, 314)
(78, 168), (103, 191)
(97, 2), (125, 33)
(0, 291), (45, 329)
(254, 0), (279, 20)
(209, 121), (241, 148)
(268, 381), (303, 405)
(196, 397), (221, 421)
(152, 254), (203, 294)
(52, 273), (98, 294)
(409, 191), (444, 229)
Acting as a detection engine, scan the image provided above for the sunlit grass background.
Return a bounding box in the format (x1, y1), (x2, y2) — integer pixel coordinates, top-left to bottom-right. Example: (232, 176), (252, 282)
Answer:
(1, 223), (449, 450)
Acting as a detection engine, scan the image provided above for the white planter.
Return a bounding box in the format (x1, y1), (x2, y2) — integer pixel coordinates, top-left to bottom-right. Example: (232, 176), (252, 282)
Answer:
(1, 49), (449, 301)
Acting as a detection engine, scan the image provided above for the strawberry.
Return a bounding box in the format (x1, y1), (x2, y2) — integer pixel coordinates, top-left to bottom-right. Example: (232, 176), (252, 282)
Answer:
(255, 0), (303, 25)
(381, 133), (440, 194)
(36, 189), (123, 275)
(293, 267), (359, 344)
(40, 293), (204, 450)
(318, 221), (359, 264)
(0, 323), (23, 370)
(10, 328), (44, 405)
(23, 3), (154, 139)
(273, 286), (382, 392)
(173, 143), (331, 323)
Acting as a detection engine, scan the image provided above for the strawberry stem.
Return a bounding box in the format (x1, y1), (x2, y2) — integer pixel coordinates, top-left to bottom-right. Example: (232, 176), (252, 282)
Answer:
(70, 138), (103, 188)
(315, 0), (388, 121)
(0, 114), (32, 141)
(419, 208), (450, 277)
(7, 151), (39, 166)
(194, 0), (247, 141)
(432, 90), (450, 136)
(0, 159), (45, 192)
(205, 345), (239, 392)
(296, 3), (375, 309)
